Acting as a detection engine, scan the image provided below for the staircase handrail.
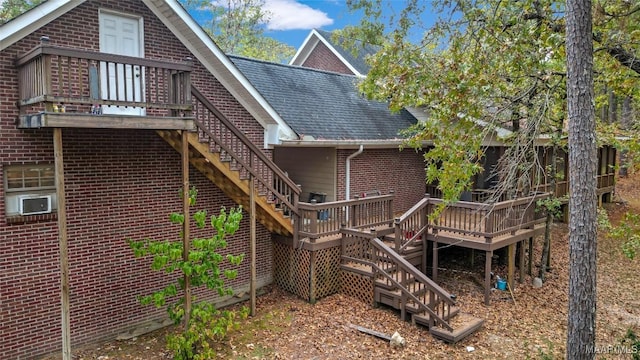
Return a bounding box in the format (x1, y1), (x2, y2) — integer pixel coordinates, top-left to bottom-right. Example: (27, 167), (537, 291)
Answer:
(370, 238), (456, 331)
(191, 86), (300, 215)
(394, 196), (430, 252)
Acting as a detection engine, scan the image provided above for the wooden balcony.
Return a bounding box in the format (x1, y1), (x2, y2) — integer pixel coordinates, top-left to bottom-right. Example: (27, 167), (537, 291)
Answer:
(15, 42), (195, 130)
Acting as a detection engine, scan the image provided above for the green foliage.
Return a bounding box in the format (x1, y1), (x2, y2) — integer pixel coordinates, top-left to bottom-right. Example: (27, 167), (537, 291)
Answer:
(0, 0), (44, 24)
(343, 0), (640, 202)
(167, 302), (249, 360)
(180, 0), (295, 63)
(620, 328), (640, 360)
(597, 207), (612, 232)
(610, 211), (640, 260)
(538, 196), (566, 220)
(128, 189), (245, 359)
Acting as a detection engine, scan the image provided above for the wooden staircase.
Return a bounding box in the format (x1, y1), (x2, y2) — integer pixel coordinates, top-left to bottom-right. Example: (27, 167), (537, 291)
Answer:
(157, 85), (301, 237)
(341, 204), (484, 343)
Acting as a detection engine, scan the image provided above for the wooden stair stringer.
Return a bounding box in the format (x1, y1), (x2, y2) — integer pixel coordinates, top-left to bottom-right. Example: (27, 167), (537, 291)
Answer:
(157, 130), (293, 236)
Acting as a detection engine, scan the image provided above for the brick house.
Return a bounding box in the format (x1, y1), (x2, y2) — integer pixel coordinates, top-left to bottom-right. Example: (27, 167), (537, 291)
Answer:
(0, 0), (302, 358)
(0, 1), (436, 358)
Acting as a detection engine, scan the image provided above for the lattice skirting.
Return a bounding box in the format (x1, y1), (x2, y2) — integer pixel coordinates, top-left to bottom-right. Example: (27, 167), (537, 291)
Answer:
(273, 242), (342, 302)
(340, 271), (374, 305)
(312, 246), (341, 299)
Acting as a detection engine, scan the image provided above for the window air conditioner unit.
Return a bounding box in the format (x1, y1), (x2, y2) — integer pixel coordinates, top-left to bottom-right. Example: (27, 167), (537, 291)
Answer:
(18, 195), (52, 215)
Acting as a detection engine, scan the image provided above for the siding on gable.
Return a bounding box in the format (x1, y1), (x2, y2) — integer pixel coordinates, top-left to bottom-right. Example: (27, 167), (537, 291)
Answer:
(0, 1), (273, 358)
(301, 41), (354, 75)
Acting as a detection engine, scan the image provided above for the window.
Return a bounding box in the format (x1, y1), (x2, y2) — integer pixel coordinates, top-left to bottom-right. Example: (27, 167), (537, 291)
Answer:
(4, 164), (57, 216)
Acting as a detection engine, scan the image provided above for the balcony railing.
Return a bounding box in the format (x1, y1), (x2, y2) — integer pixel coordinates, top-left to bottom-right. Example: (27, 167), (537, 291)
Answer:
(298, 194), (395, 242)
(15, 42), (193, 128)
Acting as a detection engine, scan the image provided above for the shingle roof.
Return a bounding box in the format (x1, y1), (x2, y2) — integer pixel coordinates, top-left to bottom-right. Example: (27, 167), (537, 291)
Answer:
(314, 29), (379, 76)
(231, 56), (417, 141)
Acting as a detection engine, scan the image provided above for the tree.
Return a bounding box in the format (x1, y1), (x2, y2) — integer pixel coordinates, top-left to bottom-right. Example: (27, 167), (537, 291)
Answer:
(340, 1), (637, 355)
(180, 0), (295, 63)
(0, 0), (44, 24)
(566, 0), (598, 357)
(128, 190), (247, 358)
(342, 0), (639, 205)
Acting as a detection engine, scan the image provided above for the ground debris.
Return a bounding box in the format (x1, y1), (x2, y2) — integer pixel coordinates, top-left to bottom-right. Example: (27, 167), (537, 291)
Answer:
(41, 174), (640, 360)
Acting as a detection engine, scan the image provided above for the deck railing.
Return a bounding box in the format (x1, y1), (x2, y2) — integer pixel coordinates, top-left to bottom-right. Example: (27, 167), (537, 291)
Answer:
(430, 174), (615, 203)
(534, 181), (569, 198)
(190, 86), (301, 225)
(597, 173), (615, 190)
(298, 194), (394, 242)
(393, 196), (429, 253)
(16, 42), (192, 116)
(428, 193), (548, 243)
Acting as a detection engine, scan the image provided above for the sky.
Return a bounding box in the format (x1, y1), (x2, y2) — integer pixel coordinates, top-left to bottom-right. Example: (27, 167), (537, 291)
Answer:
(191, 0), (436, 49)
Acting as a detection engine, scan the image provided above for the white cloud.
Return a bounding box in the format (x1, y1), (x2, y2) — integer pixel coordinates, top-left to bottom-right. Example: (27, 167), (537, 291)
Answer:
(263, 0), (333, 30)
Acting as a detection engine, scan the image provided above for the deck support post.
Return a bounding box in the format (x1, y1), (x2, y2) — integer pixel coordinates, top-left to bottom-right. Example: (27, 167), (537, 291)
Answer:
(309, 251), (316, 303)
(422, 236), (428, 274)
(432, 241), (438, 281)
(519, 241), (525, 283)
(528, 237), (534, 276)
(181, 130), (191, 327)
(508, 243), (516, 291)
(250, 175), (256, 316)
(54, 128), (71, 360)
(484, 250), (493, 305)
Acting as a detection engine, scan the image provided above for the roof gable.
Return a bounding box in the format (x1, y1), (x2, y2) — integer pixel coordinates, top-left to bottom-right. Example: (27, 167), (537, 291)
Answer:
(232, 56), (417, 143)
(290, 29), (379, 77)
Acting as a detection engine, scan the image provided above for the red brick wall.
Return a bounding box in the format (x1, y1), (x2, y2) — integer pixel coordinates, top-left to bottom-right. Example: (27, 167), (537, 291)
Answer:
(336, 148), (426, 214)
(1, 1), (272, 358)
(301, 41), (354, 75)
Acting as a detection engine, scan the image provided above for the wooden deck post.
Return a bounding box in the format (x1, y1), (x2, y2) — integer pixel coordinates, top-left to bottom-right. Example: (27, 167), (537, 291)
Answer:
(507, 243), (516, 291)
(249, 175), (256, 316)
(54, 128), (71, 360)
(431, 241), (438, 281)
(528, 237), (534, 276)
(181, 130), (191, 327)
(484, 250), (493, 305)
(309, 250), (316, 303)
(519, 240), (525, 283)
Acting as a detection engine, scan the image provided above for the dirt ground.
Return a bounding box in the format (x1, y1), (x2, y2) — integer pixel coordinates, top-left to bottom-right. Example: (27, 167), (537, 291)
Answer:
(43, 175), (640, 359)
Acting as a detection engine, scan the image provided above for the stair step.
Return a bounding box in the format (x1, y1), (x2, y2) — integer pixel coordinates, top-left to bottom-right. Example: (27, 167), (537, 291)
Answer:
(341, 262), (373, 277)
(342, 260), (397, 277)
(410, 305), (460, 324)
(429, 313), (484, 343)
(374, 281), (429, 309)
(381, 238), (423, 254)
(374, 272), (415, 290)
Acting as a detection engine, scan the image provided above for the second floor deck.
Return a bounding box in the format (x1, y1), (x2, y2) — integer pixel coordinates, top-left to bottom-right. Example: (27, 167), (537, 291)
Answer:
(15, 41), (194, 130)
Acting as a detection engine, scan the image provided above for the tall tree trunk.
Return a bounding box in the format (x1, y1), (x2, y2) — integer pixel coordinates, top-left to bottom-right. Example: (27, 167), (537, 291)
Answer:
(566, 0), (598, 358)
(619, 96), (632, 177)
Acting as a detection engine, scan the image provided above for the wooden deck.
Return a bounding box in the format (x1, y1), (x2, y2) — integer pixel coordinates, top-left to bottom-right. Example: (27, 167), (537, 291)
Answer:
(295, 193), (550, 306)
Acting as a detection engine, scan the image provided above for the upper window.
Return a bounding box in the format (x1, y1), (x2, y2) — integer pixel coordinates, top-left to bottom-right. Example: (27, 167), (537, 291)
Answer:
(4, 164), (57, 217)
(5, 165), (55, 191)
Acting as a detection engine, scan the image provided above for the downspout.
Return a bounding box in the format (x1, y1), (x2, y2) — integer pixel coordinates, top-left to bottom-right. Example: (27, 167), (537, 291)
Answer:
(345, 145), (364, 201)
